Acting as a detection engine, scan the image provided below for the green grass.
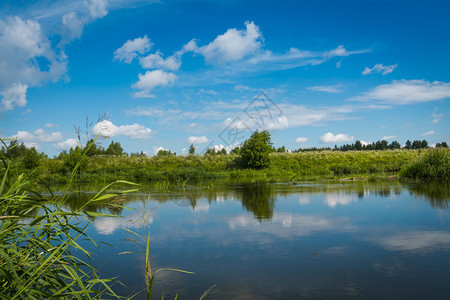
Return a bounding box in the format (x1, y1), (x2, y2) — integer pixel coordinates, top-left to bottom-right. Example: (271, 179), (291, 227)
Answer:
(399, 148), (450, 181)
(40, 149), (422, 184)
(0, 166), (139, 298)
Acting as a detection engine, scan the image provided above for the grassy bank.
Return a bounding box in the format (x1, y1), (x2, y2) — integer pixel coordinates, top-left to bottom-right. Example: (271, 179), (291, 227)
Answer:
(25, 149), (435, 185)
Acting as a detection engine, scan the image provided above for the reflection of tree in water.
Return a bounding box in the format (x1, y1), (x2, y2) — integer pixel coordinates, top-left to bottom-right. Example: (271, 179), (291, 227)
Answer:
(409, 182), (450, 209)
(234, 182), (276, 220)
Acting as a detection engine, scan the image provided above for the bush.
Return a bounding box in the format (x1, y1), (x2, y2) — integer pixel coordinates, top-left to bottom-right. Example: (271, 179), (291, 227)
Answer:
(400, 148), (449, 181)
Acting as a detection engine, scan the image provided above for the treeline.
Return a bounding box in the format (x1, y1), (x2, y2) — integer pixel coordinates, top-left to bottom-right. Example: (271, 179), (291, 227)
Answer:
(333, 139), (449, 152)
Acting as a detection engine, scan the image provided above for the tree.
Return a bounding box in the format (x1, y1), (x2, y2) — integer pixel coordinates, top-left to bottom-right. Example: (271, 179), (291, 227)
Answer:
(156, 149), (174, 156)
(64, 147), (87, 173)
(105, 141), (124, 155)
(405, 140), (412, 149)
(188, 144), (195, 155)
(421, 139), (428, 149)
(240, 130), (273, 169)
(22, 147), (41, 169)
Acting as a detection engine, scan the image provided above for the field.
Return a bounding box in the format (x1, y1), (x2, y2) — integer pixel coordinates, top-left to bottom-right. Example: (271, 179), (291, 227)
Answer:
(26, 149), (438, 185)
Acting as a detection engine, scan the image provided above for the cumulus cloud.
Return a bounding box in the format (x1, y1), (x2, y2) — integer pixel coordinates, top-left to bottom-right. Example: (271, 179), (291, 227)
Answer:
(8, 128), (62, 148)
(296, 137), (308, 143)
(0, 16), (67, 110)
(114, 35), (152, 63)
(306, 84), (343, 94)
(139, 51), (181, 71)
(188, 136), (208, 144)
(54, 138), (80, 150)
(132, 70), (176, 98)
(195, 21), (263, 64)
(421, 130), (435, 136)
(362, 63), (397, 75)
(92, 120), (152, 139)
(355, 79), (450, 105)
(320, 132), (354, 143)
(1, 83), (28, 111)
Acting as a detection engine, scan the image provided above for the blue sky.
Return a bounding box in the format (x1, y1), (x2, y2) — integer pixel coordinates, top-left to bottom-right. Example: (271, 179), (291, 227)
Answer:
(1, 0), (449, 156)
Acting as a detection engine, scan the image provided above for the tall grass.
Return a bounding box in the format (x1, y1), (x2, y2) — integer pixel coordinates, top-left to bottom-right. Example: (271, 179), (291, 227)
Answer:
(32, 149), (422, 185)
(400, 148), (450, 181)
(0, 139), (139, 298)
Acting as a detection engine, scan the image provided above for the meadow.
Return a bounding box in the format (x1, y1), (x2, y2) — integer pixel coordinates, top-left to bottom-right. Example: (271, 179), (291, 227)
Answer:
(28, 149), (446, 185)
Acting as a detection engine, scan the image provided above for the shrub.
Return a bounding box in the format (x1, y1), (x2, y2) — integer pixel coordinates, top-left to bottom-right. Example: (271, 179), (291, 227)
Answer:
(400, 148), (449, 181)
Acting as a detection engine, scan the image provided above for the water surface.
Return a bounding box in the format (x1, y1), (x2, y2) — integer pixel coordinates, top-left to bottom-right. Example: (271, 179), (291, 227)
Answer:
(71, 181), (450, 299)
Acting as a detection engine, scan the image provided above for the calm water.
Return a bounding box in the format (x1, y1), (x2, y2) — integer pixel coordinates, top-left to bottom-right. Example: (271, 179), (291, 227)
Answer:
(69, 181), (450, 299)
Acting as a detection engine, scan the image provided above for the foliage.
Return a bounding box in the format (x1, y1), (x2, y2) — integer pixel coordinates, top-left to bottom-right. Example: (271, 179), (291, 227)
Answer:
(21, 147), (41, 169)
(399, 148), (450, 181)
(64, 146), (87, 173)
(188, 144), (195, 155)
(240, 130), (273, 169)
(105, 141), (124, 156)
(0, 140), (139, 299)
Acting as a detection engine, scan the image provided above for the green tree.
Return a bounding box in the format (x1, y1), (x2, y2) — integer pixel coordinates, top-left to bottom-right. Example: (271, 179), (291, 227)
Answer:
(157, 149), (174, 156)
(105, 141), (124, 155)
(22, 147), (41, 169)
(188, 144), (195, 155)
(63, 147), (87, 173)
(240, 130), (273, 169)
(405, 140), (412, 149)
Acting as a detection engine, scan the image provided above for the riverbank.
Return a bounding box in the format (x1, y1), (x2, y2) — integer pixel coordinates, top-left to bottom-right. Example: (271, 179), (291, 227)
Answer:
(26, 149), (441, 185)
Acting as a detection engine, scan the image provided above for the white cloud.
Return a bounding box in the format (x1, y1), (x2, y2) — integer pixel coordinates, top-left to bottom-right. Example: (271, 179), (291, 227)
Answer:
(132, 70), (176, 98)
(0, 83), (27, 111)
(421, 130), (435, 136)
(195, 21), (263, 64)
(267, 116), (289, 130)
(198, 88), (218, 95)
(92, 120), (152, 139)
(9, 128), (63, 147)
(356, 79), (450, 105)
(114, 35), (152, 63)
(362, 63), (397, 75)
(182, 39), (198, 52)
(243, 45), (367, 73)
(320, 132), (354, 143)
(306, 84), (343, 94)
(0, 16), (67, 110)
(234, 84), (252, 92)
(296, 137), (308, 143)
(188, 136), (208, 144)
(139, 51), (181, 71)
(60, 0), (109, 42)
(54, 138), (80, 150)
(382, 135), (396, 140)
(431, 107), (443, 123)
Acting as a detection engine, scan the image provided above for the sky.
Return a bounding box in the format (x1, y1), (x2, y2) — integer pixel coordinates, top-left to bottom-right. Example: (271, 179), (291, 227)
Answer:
(1, 0), (449, 156)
